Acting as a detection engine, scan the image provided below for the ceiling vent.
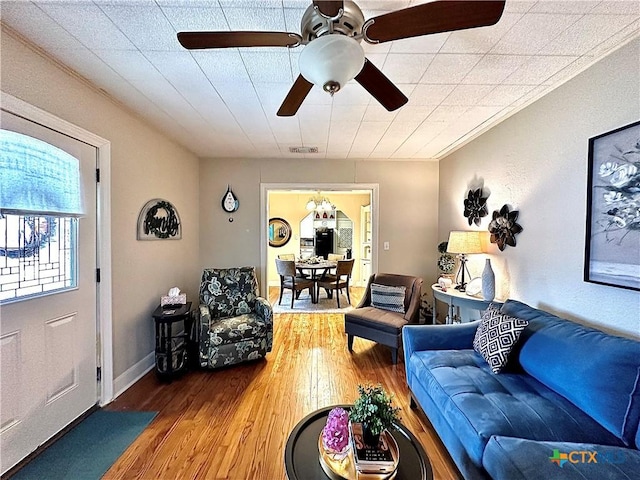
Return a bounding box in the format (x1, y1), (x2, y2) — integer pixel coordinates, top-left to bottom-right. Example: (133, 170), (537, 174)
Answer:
(289, 146), (318, 154)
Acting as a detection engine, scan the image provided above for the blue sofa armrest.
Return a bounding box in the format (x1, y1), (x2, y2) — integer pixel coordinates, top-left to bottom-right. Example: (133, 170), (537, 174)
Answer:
(484, 436), (640, 480)
(402, 321), (479, 364)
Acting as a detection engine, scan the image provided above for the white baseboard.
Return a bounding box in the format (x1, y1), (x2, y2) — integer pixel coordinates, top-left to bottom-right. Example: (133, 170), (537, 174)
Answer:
(112, 351), (155, 400)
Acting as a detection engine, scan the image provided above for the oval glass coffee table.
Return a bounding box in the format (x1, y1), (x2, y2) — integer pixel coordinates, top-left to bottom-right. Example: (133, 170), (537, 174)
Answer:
(284, 405), (433, 480)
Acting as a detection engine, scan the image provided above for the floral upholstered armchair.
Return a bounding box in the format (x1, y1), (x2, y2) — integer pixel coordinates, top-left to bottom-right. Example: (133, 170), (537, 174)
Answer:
(197, 267), (273, 369)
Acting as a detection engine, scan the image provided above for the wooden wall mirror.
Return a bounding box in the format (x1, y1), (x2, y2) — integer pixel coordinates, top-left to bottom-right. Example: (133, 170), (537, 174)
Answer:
(268, 217), (292, 247)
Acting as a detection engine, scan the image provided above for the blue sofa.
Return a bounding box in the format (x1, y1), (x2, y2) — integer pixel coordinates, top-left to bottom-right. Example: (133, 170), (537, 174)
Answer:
(403, 299), (640, 479)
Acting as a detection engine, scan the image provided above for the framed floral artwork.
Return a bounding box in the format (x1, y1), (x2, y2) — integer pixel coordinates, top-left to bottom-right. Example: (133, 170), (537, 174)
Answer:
(584, 120), (640, 291)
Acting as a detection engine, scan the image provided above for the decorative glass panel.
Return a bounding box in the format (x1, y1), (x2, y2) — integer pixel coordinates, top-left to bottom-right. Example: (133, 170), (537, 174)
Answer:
(0, 214), (77, 303)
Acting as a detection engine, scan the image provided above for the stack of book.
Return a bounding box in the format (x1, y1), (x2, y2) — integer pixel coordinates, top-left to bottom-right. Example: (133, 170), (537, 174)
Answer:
(350, 423), (397, 475)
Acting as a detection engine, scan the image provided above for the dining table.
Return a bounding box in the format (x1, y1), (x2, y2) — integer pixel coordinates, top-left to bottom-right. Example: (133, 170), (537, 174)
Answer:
(295, 260), (336, 303)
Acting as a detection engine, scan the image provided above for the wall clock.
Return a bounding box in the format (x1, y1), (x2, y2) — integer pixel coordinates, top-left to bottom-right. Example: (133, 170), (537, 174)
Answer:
(222, 185), (239, 213)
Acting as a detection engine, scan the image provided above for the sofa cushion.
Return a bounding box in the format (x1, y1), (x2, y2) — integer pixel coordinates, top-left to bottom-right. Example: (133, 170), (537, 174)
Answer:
(344, 306), (407, 333)
(501, 299), (640, 446)
(408, 349), (626, 465)
(473, 306), (528, 373)
(370, 283), (406, 313)
(483, 436), (640, 480)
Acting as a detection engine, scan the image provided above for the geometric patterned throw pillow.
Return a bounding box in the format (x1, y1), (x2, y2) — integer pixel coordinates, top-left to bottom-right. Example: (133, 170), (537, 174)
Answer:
(473, 306), (528, 374)
(370, 283), (406, 314)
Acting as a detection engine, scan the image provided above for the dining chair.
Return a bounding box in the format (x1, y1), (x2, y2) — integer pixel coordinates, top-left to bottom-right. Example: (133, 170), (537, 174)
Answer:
(315, 259), (355, 308)
(275, 258), (315, 308)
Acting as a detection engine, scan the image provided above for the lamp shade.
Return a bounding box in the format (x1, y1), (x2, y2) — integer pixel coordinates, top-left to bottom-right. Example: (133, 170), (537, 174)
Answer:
(447, 231), (484, 254)
(0, 130), (83, 216)
(299, 34), (365, 94)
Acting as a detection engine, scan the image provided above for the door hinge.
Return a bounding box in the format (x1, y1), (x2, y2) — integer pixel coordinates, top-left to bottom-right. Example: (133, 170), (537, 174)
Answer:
(96, 268), (101, 283)
(96, 168), (100, 183)
(96, 367), (102, 382)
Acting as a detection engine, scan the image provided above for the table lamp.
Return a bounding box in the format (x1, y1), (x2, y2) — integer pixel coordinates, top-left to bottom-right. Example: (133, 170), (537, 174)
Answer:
(447, 231), (483, 292)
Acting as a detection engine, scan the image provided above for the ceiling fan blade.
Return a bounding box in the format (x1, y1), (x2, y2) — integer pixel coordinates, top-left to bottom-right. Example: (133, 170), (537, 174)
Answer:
(313, 1), (344, 18)
(177, 31), (301, 50)
(277, 75), (314, 117)
(364, 0), (506, 44)
(354, 59), (408, 112)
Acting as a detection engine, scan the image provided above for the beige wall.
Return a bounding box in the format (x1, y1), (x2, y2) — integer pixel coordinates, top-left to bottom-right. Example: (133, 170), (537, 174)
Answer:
(266, 192), (371, 285)
(200, 159), (439, 292)
(439, 39), (640, 338)
(1, 30), (201, 379)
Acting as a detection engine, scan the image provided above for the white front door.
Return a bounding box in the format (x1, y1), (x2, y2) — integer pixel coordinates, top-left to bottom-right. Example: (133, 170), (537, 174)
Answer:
(0, 111), (98, 474)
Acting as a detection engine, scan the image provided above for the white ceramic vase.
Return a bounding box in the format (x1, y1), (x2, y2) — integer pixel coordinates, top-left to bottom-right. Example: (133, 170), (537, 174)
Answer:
(482, 259), (495, 301)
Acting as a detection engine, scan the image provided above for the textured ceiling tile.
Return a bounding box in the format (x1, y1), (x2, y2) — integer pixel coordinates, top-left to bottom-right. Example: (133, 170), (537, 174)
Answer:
(426, 105), (468, 123)
(350, 122), (390, 152)
(241, 51), (294, 83)
(409, 84), (456, 105)
(591, 1), (640, 15)
(37, 2), (135, 50)
(0, 2), (82, 51)
(99, 4), (179, 51)
(254, 83), (295, 108)
(48, 47), (124, 86)
(539, 14), (639, 55)
(441, 84), (495, 106)
(92, 50), (165, 82)
(585, 19), (640, 58)
(541, 55), (599, 86)
(331, 82), (372, 106)
(502, 1), (537, 14)
(420, 54), (483, 84)
(373, 122), (420, 154)
(383, 53), (435, 83)
(478, 85), (535, 106)
(439, 12), (523, 54)
(215, 81), (261, 107)
(529, 1), (600, 14)
(389, 33), (450, 54)
(362, 103), (399, 122)
(331, 105), (367, 123)
(490, 13), (582, 55)
(193, 50), (252, 83)
(504, 55), (578, 85)
(160, 5), (228, 31)
(393, 105), (435, 123)
(462, 55), (529, 85)
(223, 7), (286, 31)
(283, 7), (306, 33)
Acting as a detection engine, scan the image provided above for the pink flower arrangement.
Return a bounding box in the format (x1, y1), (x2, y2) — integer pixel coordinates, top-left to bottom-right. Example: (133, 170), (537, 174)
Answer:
(322, 407), (350, 453)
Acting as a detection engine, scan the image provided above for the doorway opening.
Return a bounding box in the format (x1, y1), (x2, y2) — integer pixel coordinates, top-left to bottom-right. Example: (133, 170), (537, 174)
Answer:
(260, 183), (379, 300)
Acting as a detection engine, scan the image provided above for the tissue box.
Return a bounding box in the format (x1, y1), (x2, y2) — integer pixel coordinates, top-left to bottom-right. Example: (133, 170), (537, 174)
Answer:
(161, 294), (186, 307)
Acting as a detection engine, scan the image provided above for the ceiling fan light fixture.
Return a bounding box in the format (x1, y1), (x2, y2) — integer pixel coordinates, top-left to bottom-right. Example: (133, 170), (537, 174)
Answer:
(299, 34), (365, 95)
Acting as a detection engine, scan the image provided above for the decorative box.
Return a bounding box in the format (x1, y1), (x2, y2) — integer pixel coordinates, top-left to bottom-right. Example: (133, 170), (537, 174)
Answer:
(161, 294), (186, 307)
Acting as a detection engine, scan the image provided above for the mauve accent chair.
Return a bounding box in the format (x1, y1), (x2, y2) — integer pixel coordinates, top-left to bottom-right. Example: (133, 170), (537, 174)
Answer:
(344, 273), (423, 364)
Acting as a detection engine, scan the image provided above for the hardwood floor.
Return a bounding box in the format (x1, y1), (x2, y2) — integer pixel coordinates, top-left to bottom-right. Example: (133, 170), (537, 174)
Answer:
(105, 287), (461, 480)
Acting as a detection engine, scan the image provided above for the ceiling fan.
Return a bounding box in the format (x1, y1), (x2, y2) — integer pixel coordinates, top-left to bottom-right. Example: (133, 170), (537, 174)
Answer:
(177, 1), (506, 117)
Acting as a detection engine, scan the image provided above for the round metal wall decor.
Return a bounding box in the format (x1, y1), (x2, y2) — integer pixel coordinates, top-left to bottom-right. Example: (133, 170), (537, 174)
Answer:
(464, 188), (489, 226)
(269, 217), (292, 247)
(488, 204), (522, 251)
(137, 199), (181, 240)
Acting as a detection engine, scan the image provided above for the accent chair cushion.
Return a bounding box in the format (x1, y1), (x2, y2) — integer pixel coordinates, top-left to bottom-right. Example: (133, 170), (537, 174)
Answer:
(473, 305), (528, 374)
(370, 283), (406, 313)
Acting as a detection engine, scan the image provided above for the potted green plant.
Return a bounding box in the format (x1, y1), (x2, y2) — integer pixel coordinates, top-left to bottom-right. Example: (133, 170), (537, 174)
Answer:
(349, 384), (401, 447)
